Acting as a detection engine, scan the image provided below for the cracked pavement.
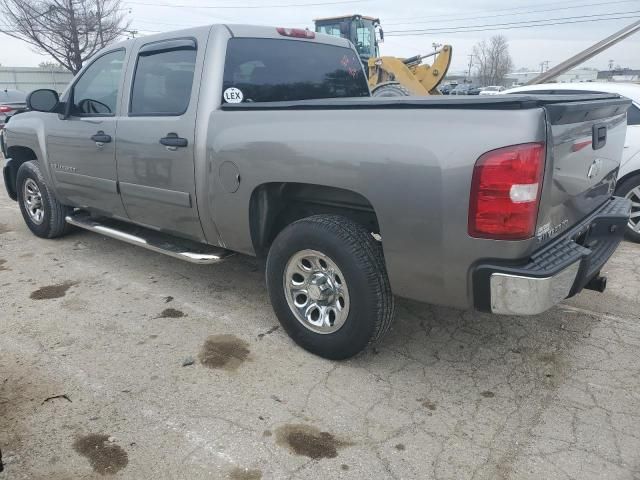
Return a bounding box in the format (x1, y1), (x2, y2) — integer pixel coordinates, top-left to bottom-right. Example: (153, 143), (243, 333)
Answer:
(1, 192), (639, 480)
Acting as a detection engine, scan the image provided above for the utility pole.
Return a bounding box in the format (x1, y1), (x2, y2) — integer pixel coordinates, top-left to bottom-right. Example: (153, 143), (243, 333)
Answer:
(467, 54), (474, 83)
(96, 1), (104, 48)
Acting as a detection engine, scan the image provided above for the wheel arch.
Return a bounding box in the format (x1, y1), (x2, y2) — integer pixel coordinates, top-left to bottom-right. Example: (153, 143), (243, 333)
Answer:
(4, 146), (38, 201)
(248, 182), (381, 258)
(615, 169), (640, 194)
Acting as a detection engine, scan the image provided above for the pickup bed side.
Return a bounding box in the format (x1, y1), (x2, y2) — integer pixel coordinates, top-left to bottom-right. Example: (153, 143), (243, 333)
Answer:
(205, 96), (629, 310)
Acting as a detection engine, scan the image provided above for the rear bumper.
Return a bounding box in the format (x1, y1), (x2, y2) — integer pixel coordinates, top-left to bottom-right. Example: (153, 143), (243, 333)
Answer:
(473, 196), (630, 315)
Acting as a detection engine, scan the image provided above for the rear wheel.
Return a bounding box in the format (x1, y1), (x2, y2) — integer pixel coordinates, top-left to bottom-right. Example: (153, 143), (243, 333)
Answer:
(17, 161), (73, 239)
(371, 82), (411, 97)
(615, 174), (640, 242)
(266, 215), (394, 360)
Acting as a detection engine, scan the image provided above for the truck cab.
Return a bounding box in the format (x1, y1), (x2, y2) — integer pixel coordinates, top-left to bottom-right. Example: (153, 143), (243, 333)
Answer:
(314, 15), (381, 64)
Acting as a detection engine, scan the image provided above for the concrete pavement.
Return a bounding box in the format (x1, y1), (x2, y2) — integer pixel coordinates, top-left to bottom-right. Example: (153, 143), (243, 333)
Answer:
(1, 193), (639, 479)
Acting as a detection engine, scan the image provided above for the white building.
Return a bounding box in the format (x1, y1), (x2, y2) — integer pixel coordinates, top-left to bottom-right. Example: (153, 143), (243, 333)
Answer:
(506, 67), (599, 86)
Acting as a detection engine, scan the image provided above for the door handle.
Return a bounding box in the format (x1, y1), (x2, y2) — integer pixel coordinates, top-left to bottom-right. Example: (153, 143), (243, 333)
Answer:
(160, 133), (188, 148)
(90, 131), (112, 144)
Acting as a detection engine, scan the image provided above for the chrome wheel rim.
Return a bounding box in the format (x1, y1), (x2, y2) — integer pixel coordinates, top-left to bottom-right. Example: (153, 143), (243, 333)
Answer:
(283, 249), (350, 334)
(23, 178), (45, 225)
(625, 186), (640, 232)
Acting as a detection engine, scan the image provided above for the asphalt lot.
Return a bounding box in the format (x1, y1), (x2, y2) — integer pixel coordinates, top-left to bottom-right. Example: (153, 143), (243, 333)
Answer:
(1, 192), (639, 480)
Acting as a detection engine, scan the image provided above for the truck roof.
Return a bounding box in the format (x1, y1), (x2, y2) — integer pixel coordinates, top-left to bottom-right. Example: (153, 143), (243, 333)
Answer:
(313, 14), (380, 23)
(104, 24), (352, 51)
(225, 24), (351, 48)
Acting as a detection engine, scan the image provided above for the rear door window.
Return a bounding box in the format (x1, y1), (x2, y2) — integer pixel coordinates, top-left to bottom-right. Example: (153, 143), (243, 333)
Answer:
(222, 38), (369, 103)
(130, 40), (197, 116)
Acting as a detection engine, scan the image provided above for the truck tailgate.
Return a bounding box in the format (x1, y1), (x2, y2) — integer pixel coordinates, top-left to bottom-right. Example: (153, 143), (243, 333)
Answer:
(535, 95), (631, 246)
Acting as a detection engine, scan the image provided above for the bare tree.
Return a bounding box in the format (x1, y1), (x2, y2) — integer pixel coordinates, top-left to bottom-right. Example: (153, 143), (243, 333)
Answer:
(472, 35), (514, 86)
(38, 60), (64, 69)
(0, 0), (130, 74)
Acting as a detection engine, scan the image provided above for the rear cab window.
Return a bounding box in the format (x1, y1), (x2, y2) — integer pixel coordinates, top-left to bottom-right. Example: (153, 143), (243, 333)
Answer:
(222, 38), (369, 103)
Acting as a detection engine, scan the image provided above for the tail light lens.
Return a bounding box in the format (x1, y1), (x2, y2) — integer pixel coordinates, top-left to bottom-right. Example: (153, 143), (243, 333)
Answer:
(0, 105), (13, 113)
(468, 142), (546, 240)
(276, 27), (315, 39)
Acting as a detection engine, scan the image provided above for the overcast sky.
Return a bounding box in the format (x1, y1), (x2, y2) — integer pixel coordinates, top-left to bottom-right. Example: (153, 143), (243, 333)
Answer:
(1, 0), (639, 73)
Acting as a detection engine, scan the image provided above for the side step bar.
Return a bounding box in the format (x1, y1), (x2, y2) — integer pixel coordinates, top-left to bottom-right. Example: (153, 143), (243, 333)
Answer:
(66, 212), (233, 264)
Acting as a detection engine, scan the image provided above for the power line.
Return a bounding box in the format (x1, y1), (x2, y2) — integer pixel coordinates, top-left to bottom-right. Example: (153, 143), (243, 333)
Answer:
(384, 0), (637, 27)
(124, 0), (368, 9)
(387, 10), (640, 34)
(383, 0), (606, 23)
(387, 14), (640, 36)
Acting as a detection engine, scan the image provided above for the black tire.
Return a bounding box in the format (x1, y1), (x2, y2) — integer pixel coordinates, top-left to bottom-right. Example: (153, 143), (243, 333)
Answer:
(16, 160), (73, 239)
(371, 82), (411, 97)
(266, 215), (395, 360)
(615, 174), (640, 243)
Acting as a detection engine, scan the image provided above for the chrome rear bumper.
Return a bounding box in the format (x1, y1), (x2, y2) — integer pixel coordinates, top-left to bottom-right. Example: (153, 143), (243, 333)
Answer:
(489, 262), (580, 315)
(473, 196), (630, 315)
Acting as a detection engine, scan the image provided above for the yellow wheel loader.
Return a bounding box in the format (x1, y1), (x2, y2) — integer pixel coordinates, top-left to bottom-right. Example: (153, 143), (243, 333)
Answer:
(314, 14), (452, 96)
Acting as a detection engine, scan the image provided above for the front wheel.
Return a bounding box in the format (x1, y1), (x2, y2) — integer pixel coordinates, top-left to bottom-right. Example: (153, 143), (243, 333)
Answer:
(615, 174), (640, 242)
(16, 160), (73, 239)
(266, 215), (395, 360)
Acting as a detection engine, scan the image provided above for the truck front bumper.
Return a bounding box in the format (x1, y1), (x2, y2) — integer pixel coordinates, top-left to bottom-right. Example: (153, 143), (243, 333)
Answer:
(473, 196), (631, 315)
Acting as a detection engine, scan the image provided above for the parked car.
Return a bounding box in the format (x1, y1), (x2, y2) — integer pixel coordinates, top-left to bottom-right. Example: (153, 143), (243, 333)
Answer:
(0, 89), (27, 129)
(479, 86), (505, 96)
(504, 82), (640, 241)
(450, 84), (481, 95)
(438, 83), (455, 95)
(2, 25), (631, 359)
(450, 84), (471, 95)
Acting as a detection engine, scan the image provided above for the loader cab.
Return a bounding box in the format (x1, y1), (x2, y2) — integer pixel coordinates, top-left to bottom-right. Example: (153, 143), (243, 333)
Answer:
(314, 15), (381, 64)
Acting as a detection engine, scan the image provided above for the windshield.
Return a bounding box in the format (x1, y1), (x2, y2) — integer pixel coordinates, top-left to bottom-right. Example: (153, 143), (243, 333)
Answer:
(316, 24), (341, 37)
(354, 20), (375, 58)
(0, 89), (27, 103)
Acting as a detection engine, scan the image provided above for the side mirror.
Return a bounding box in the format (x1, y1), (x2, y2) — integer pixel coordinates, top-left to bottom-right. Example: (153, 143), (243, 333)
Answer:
(27, 89), (60, 113)
(379, 28), (384, 43)
(340, 21), (350, 36)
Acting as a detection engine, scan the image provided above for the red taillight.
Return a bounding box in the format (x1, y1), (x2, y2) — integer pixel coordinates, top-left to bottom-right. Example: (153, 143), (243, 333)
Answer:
(468, 142), (546, 240)
(276, 27), (315, 39)
(0, 105), (13, 113)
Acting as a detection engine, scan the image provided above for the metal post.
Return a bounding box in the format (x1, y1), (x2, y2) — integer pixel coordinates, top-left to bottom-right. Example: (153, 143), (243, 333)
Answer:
(526, 19), (640, 85)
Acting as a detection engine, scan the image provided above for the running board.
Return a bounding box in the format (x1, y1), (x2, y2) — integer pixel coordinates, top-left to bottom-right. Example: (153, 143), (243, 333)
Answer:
(65, 212), (232, 264)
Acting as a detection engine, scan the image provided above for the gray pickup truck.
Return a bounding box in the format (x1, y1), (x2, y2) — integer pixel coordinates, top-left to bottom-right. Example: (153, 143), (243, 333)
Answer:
(1, 24), (632, 359)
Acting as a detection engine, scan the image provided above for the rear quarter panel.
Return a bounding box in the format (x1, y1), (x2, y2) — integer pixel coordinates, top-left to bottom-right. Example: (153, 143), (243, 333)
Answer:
(205, 107), (546, 308)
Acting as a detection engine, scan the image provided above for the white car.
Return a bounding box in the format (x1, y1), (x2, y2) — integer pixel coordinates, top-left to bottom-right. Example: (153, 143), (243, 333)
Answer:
(479, 85), (505, 95)
(504, 82), (640, 241)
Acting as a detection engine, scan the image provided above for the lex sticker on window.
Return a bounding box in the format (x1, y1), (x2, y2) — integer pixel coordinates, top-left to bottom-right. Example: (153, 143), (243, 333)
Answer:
(223, 87), (243, 103)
